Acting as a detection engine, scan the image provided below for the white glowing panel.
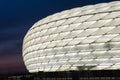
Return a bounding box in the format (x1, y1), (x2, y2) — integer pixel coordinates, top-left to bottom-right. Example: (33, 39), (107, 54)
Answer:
(23, 1), (120, 73)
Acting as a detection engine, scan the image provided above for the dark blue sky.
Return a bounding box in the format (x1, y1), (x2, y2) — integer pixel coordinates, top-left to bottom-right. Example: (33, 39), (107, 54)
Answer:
(0, 0), (112, 74)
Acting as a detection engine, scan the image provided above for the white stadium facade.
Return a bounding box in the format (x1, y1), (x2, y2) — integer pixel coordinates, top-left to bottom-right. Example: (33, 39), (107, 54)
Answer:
(23, 1), (120, 76)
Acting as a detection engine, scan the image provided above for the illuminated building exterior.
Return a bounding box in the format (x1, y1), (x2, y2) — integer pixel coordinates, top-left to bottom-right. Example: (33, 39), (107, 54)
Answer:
(23, 1), (120, 73)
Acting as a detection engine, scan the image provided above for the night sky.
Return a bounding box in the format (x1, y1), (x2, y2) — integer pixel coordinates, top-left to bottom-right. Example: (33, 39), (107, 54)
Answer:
(0, 0), (112, 74)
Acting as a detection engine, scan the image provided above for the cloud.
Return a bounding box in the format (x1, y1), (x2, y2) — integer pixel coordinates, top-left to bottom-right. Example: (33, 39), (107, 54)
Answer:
(0, 39), (21, 53)
(0, 54), (27, 74)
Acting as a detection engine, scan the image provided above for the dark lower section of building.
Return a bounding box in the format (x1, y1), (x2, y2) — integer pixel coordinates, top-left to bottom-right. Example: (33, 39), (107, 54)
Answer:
(1, 70), (120, 80)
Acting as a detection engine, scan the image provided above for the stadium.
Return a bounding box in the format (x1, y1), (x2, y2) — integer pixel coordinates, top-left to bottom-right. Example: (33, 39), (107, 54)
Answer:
(22, 1), (120, 80)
